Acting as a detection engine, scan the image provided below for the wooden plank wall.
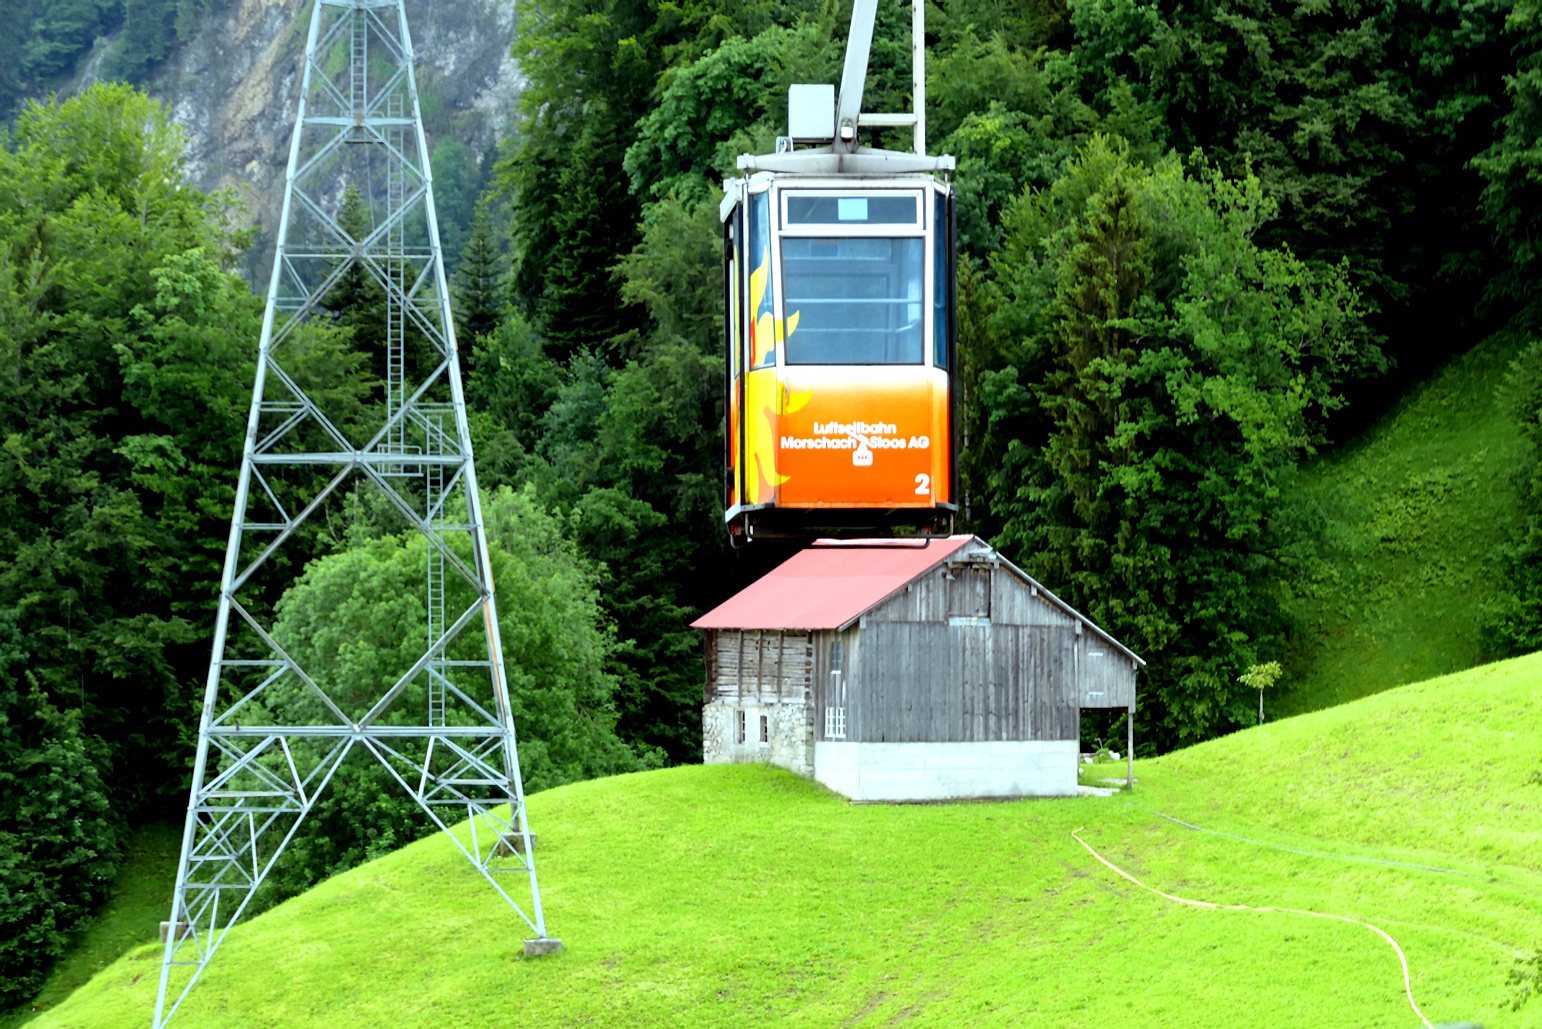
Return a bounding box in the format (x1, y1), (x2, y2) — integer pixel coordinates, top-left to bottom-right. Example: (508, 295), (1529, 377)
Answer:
(864, 571), (947, 622)
(853, 621), (1079, 742)
(1077, 637), (1136, 709)
(705, 630), (814, 704)
(841, 557), (1135, 742)
(864, 555), (1075, 627)
(948, 566), (991, 618)
(701, 554), (1138, 745)
(992, 570), (1076, 627)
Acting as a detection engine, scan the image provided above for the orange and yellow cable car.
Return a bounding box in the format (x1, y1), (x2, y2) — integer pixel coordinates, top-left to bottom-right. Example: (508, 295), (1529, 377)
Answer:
(721, 174), (956, 544)
(721, 0), (956, 544)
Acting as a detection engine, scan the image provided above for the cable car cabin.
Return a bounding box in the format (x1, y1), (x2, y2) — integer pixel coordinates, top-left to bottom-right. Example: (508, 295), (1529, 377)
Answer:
(720, 0), (957, 544)
(721, 173), (956, 543)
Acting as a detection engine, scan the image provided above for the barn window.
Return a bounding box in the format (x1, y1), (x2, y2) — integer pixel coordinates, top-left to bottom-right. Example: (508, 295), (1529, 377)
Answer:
(759, 714), (769, 744)
(735, 709), (746, 744)
(946, 564), (991, 620)
(826, 637), (847, 739)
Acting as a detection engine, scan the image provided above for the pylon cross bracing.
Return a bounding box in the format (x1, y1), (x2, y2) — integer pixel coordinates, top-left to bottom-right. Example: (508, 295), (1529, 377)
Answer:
(152, 3), (549, 1025)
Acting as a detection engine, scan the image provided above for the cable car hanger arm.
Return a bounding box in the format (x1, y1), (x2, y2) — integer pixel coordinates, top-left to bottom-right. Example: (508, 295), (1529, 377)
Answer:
(735, 0), (953, 175)
(835, 0), (879, 151)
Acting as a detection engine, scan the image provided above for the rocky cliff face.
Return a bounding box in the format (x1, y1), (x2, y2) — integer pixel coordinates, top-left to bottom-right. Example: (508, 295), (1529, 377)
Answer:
(76, 0), (521, 281)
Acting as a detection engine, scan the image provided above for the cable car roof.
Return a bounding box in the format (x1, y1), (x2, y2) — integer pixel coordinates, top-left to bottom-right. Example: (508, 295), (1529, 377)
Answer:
(736, 148), (954, 177)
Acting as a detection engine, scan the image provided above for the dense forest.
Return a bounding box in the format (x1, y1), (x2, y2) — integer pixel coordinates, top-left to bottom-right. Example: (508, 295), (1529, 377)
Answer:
(496, 0), (1542, 746)
(3, 0), (1542, 1006)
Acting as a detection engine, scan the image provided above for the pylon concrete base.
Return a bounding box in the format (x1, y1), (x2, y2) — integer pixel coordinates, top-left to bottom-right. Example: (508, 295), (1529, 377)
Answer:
(524, 937), (564, 957)
(159, 921), (192, 944)
(496, 833), (538, 855)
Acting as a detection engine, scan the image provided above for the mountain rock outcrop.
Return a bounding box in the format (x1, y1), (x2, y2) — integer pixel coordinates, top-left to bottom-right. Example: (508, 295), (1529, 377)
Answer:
(74, 0), (520, 281)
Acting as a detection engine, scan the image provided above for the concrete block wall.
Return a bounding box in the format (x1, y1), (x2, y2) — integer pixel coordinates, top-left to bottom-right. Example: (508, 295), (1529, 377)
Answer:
(702, 700), (814, 778)
(812, 740), (1078, 801)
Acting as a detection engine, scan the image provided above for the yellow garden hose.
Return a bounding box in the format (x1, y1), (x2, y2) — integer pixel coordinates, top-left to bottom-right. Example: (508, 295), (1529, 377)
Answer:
(1070, 826), (1432, 1027)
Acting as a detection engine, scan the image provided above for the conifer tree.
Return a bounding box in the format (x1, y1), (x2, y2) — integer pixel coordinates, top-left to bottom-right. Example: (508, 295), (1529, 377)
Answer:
(452, 201), (506, 345)
(327, 182), (387, 356)
(980, 138), (1362, 747)
(1475, 0), (1542, 314)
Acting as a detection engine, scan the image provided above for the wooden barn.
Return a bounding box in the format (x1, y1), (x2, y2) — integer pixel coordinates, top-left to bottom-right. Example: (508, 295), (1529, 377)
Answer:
(691, 536), (1144, 801)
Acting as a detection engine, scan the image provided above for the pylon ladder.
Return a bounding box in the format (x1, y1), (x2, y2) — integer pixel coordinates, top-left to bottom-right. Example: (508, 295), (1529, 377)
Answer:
(152, 3), (553, 1025)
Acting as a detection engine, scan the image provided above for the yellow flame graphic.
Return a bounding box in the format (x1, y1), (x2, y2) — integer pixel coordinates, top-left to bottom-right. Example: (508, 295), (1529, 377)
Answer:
(743, 246), (804, 502)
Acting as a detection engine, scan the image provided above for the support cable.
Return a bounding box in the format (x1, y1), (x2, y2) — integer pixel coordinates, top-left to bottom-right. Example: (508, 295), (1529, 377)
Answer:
(1146, 808), (1463, 875)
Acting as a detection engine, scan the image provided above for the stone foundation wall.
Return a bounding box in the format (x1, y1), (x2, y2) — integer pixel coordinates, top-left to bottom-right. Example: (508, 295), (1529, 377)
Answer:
(702, 700), (814, 778)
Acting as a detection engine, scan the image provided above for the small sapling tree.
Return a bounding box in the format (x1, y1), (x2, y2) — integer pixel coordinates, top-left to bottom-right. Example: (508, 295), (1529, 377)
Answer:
(1239, 662), (1283, 726)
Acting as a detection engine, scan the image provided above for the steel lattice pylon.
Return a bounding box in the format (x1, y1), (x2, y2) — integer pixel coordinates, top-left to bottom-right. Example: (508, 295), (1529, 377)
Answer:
(153, 2), (554, 1025)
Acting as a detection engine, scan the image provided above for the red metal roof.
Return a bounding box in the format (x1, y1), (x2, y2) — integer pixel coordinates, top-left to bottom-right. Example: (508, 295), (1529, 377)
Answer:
(691, 535), (976, 631)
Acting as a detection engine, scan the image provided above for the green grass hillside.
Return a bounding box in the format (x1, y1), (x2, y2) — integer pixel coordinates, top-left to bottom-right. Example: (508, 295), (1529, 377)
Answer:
(27, 653), (1542, 1028)
(1279, 331), (1531, 716)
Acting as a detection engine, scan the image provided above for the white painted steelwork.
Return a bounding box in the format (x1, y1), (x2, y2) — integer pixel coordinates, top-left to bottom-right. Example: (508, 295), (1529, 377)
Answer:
(152, 3), (552, 1025)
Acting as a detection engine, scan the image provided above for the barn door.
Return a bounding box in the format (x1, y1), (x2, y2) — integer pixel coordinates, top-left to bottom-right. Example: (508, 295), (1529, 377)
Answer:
(1037, 626), (1079, 740)
(862, 621), (951, 742)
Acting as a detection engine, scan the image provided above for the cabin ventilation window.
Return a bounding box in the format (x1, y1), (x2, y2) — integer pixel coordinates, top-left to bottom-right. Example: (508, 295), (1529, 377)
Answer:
(759, 714), (769, 745)
(825, 639), (847, 739)
(787, 196), (917, 224)
(735, 709), (746, 744)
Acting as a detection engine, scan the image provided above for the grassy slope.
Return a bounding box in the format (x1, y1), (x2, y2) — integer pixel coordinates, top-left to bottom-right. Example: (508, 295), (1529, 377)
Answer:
(1279, 330), (1530, 716)
(29, 654), (1542, 1028)
(0, 825), (181, 1028)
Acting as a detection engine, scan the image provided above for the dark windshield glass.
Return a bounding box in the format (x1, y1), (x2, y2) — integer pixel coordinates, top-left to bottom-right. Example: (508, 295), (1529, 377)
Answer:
(782, 237), (924, 364)
(933, 192), (949, 369)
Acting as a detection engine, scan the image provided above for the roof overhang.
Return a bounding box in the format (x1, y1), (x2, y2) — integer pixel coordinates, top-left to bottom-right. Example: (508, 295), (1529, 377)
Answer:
(690, 536), (1146, 670)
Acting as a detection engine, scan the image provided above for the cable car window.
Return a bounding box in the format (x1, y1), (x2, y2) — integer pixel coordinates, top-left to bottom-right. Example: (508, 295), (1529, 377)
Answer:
(786, 195), (918, 225)
(782, 237), (925, 364)
(748, 191), (775, 370)
(933, 192), (948, 369)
